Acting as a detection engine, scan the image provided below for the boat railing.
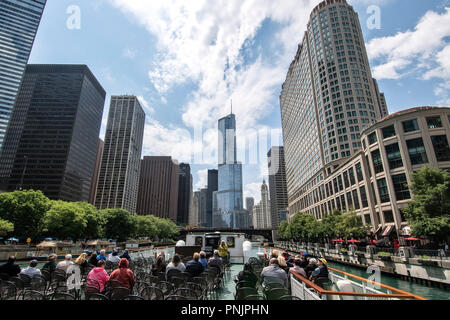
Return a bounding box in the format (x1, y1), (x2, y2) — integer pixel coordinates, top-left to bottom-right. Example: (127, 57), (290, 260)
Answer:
(289, 268), (427, 301)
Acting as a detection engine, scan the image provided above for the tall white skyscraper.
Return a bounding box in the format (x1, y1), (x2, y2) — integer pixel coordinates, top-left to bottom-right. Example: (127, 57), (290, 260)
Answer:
(252, 180), (271, 229)
(95, 96), (145, 213)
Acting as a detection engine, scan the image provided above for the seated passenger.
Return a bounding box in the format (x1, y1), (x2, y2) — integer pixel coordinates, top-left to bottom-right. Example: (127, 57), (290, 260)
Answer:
(0, 256), (21, 278)
(56, 254), (74, 273)
(185, 252), (204, 277)
(260, 258), (288, 288)
(310, 258), (329, 282)
(290, 258), (307, 278)
(166, 254), (186, 273)
(236, 263), (258, 288)
(152, 255), (167, 275)
(207, 250), (223, 271)
(199, 251), (208, 269)
(42, 254), (57, 272)
(109, 258), (135, 290)
(87, 260), (109, 293)
(304, 258), (318, 278)
(20, 260), (41, 278)
(107, 251), (120, 264)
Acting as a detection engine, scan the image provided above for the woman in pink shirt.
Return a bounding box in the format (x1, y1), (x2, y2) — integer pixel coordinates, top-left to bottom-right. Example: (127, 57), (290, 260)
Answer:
(87, 260), (109, 293)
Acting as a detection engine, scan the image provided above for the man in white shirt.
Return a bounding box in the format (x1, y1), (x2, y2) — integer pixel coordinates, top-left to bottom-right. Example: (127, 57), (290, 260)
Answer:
(56, 254), (74, 273)
(107, 251), (121, 264)
(20, 260), (41, 278)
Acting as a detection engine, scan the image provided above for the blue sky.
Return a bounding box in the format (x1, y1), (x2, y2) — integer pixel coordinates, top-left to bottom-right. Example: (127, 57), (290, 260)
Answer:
(29, 0), (450, 203)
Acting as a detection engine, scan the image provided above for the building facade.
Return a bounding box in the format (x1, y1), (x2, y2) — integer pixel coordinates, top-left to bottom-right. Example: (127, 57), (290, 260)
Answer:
(136, 156), (179, 221)
(268, 146), (289, 229)
(213, 113), (247, 229)
(0, 64), (106, 202)
(291, 107), (450, 237)
(89, 139), (104, 204)
(252, 180), (271, 229)
(177, 163), (192, 225)
(0, 0), (46, 152)
(206, 169), (218, 228)
(95, 96), (145, 213)
(280, 0), (385, 214)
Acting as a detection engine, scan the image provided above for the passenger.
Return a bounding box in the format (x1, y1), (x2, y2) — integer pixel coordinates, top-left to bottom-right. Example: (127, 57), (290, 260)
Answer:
(96, 250), (107, 262)
(208, 250), (223, 272)
(20, 260), (41, 278)
(87, 260), (109, 293)
(107, 251), (120, 264)
(109, 258), (135, 290)
(120, 250), (131, 261)
(260, 258), (288, 288)
(290, 258), (307, 278)
(282, 252), (294, 268)
(270, 250), (279, 259)
(218, 240), (229, 264)
(74, 253), (88, 274)
(88, 252), (98, 266)
(277, 254), (289, 272)
(236, 263), (258, 288)
(304, 258), (318, 278)
(56, 254), (74, 273)
(152, 255), (167, 275)
(166, 254), (186, 273)
(199, 251), (208, 269)
(185, 252), (204, 277)
(310, 258), (329, 282)
(42, 254), (58, 272)
(0, 256), (21, 278)
(299, 255), (308, 269)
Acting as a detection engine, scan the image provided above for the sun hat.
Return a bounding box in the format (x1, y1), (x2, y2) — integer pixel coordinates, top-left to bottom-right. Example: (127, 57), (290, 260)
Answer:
(319, 258), (327, 265)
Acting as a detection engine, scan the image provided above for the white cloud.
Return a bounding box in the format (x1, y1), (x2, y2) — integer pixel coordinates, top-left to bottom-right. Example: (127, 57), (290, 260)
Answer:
(123, 48), (137, 59)
(137, 95), (155, 114)
(194, 169), (208, 190)
(367, 8), (450, 81)
(244, 182), (263, 204)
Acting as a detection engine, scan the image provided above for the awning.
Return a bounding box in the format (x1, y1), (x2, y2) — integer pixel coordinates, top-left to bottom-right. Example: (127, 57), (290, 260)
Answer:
(382, 225), (396, 237)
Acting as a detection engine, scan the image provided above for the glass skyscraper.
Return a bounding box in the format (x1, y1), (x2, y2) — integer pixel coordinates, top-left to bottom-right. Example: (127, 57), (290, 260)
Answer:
(0, 0), (46, 151)
(213, 113), (248, 229)
(0, 64), (106, 202)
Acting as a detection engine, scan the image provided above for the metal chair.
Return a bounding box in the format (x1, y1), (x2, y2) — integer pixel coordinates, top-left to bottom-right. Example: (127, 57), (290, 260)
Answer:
(235, 287), (258, 300)
(174, 288), (198, 300)
(242, 294), (265, 300)
(0, 281), (17, 300)
(264, 288), (289, 300)
(22, 290), (45, 300)
(9, 277), (25, 299)
(86, 293), (109, 300)
(185, 282), (204, 300)
(166, 294), (188, 300)
(110, 287), (131, 300)
(140, 284), (164, 300)
(166, 269), (182, 282)
(157, 281), (174, 298)
(279, 295), (302, 300)
(123, 295), (145, 300)
(170, 276), (186, 290)
(52, 292), (76, 300)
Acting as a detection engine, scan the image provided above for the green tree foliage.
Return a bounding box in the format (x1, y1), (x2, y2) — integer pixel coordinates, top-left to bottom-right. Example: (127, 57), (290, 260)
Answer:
(102, 209), (137, 242)
(0, 219), (14, 237)
(155, 217), (179, 240)
(403, 166), (450, 243)
(135, 215), (159, 239)
(0, 190), (51, 238)
(75, 202), (105, 239)
(42, 201), (88, 241)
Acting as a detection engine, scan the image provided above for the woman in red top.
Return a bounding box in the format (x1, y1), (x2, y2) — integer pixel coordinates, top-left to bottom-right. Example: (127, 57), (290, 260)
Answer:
(109, 258), (135, 290)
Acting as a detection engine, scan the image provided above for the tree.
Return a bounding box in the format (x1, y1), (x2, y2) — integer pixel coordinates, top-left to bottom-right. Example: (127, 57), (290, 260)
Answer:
(42, 201), (88, 241)
(0, 190), (51, 238)
(102, 209), (137, 242)
(135, 215), (159, 239)
(278, 221), (289, 240)
(154, 217), (179, 241)
(75, 202), (105, 239)
(0, 219), (14, 237)
(403, 166), (450, 243)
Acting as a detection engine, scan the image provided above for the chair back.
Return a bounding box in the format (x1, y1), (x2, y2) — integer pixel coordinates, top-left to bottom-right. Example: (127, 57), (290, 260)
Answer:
(235, 287), (258, 300)
(174, 288), (198, 300)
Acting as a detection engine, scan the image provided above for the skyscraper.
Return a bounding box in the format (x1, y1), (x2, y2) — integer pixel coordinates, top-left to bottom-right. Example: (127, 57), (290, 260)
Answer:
(95, 96), (145, 213)
(206, 169), (218, 228)
(373, 78), (389, 118)
(0, 64), (106, 202)
(135, 156), (179, 221)
(89, 139), (104, 204)
(252, 180), (271, 229)
(213, 113), (247, 229)
(245, 197), (255, 228)
(177, 163), (192, 225)
(280, 0), (384, 213)
(267, 146), (288, 229)
(0, 0), (46, 152)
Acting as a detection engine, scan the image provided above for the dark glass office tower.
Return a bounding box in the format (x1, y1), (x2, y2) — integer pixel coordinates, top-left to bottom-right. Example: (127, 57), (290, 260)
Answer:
(177, 163), (192, 225)
(267, 146), (288, 229)
(0, 0), (47, 151)
(206, 169), (218, 228)
(0, 64), (106, 202)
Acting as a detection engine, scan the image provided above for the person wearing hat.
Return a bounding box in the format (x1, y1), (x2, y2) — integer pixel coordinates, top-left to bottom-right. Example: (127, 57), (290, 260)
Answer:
(310, 258), (329, 282)
(42, 254), (58, 272)
(20, 260), (42, 278)
(304, 258), (318, 278)
(0, 256), (21, 278)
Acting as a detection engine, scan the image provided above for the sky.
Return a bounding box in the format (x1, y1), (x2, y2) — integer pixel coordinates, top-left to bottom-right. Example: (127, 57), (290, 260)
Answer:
(29, 0), (450, 204)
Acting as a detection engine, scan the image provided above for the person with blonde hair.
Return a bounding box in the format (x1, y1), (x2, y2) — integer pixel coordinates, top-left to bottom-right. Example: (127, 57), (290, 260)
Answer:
(185, 252), (204, 277)
(75, 253), (88, 274)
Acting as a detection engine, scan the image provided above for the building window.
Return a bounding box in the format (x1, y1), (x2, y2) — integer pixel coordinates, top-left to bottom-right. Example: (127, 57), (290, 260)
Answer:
(355, 163), (363, 182)
(346, 192), (353, 209)
(338, 175), (344, 191)
(382, 125), (396, 139)
(364, 214), (371, 225)
(341, 195), (346, 211)
(385, 143), (403, 169)
(368, 132), (377, 145)
(360, 186), (368, 208)
(336, 196), (341, 211)
(406, 138), (428, 165)
(343, 171), (350, 188)
(383, 210), (395, 223)
(402, 119), (419, 133)
(392, 173), (411, 201)
(333, 178), (338, 193)
(352, 189), (360, 210)
(427, 116), (443, 129)
(377, 178), (390, 203)
(371, 149), (384, 174)
(431, 135), (450, 162)
(348, 167), (356, 185)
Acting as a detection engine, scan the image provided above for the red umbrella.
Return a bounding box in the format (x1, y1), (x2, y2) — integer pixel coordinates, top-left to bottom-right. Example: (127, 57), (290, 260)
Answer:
(333, 239), (345, 242)
(347, 239), (361, 243)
